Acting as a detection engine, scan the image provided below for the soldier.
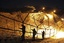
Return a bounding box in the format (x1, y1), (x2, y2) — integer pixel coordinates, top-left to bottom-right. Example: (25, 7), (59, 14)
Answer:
(42, 31), (45, 40)
(20, 24), (26, 40)
(32, 29), (37, 40)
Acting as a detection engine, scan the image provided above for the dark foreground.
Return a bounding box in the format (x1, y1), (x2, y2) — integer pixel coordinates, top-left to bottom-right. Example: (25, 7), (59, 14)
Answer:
(0, 37), (64, 43)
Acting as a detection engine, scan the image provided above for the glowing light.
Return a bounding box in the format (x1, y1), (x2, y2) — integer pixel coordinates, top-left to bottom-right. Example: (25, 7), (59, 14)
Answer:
(52, 31), (64, 39)
(37, 26), (56, 39)
(55, 31), (64, 38)
(53, 10), (56, 13)
(46, 14), (53, 19)
(42, 7), (45, 10)
(44, 15), (48, 20)
(61, 18), (64, 21)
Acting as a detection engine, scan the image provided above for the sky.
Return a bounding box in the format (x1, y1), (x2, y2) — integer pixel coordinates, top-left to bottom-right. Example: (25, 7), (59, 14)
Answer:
(0, 0), (64, 9)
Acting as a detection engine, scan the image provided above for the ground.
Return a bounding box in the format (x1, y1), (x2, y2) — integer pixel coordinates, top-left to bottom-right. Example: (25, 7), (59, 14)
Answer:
(0, 38), (64, 43)
(22, 38), (64, 43)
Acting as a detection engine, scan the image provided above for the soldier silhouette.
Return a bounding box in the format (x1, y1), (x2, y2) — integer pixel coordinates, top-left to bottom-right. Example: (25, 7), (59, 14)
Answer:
(32, 29), (37, 40)
(20, 24), (26, 40)
(42, 31), (45, 40)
